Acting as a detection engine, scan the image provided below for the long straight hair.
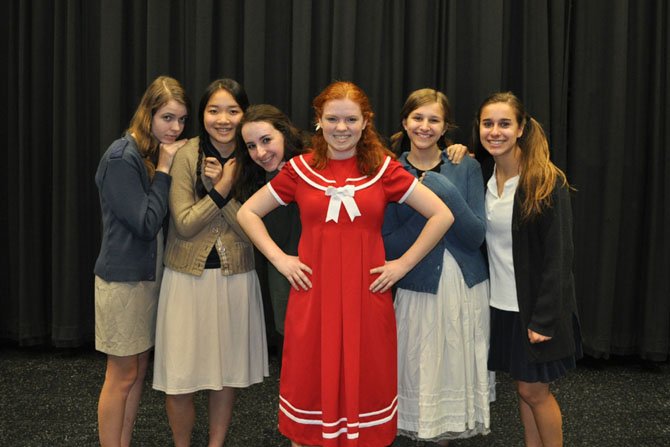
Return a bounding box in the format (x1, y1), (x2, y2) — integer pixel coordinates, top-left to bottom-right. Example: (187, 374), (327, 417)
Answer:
(473, 91), (570, 219)
(127, 76), (189, 179)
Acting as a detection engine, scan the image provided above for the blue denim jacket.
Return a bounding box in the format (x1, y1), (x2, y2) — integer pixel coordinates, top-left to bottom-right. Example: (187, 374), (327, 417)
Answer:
(382, 151), (488, 292)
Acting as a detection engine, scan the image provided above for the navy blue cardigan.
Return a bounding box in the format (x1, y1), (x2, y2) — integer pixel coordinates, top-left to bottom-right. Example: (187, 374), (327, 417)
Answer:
(382, 152), (488, 292)
(94, 134), (171, 282)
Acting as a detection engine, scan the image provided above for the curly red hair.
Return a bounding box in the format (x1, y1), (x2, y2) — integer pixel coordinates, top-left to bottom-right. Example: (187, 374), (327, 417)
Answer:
(310, 81), (394, 175)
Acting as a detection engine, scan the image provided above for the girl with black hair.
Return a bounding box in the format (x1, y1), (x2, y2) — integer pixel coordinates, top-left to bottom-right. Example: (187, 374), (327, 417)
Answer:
(152, 79), (268, 446)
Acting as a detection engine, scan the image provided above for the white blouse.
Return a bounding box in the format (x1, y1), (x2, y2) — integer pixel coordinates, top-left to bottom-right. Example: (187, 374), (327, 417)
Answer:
(485, 167), (520, 312)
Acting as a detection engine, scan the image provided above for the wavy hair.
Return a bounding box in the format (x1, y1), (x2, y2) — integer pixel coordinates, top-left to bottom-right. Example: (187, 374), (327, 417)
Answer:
(472, 91), (570, 219)
(194, 78), (250, 199)
(126, 76), (189, 179)
(233, 104), (309, 201)
(310, 81), (394, 175)
(390, 88), (456, 155)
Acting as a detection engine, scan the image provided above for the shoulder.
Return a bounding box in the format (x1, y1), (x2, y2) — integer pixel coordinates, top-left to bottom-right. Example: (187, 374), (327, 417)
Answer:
(105, 135), (139, 161)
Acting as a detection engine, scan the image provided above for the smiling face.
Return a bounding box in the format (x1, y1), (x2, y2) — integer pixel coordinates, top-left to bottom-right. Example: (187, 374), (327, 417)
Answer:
(402, 102), (446, 152)
(151, 99), (188, 144)
(479, 102), (524, 160)
(241, 121), (286, 172)
(203, 88), (243, 156)
(318, 98), (368, 160)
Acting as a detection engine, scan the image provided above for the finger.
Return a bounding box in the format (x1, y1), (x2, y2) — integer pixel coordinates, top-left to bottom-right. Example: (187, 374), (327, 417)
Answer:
(369, 266), (383, 275)
(300, 263), (313, 275)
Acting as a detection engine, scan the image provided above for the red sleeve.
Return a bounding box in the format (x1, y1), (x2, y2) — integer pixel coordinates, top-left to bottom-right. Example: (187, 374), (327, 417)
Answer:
(381, 158), (418, 203)
(268, 158), (299, 205)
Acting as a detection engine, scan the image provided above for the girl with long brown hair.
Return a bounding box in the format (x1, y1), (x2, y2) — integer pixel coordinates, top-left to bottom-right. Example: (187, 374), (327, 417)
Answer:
(94, 75), (189, 446)
(475, 91), (581, 447)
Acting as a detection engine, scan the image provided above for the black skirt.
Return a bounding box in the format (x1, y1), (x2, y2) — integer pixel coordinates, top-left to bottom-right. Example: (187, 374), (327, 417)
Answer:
(488, 307), (582, 383)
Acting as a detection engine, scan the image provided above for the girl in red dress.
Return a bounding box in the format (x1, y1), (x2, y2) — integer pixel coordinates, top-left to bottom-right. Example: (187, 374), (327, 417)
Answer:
(238, 81), (454, 447)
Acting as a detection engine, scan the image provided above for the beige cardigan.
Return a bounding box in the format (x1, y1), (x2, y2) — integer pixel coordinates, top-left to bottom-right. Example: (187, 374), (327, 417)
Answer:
(163, 137), (254, 276)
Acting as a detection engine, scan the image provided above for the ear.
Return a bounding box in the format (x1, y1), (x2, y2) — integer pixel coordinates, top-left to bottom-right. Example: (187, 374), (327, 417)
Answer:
(402, 118), (408, 132)
(362, 118), (368, 130)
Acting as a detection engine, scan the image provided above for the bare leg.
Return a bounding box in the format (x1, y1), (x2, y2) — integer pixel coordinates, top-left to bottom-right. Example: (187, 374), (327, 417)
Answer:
(166, 393), (196, 447)
(98, 353), (140, 446)
(119, 350), (149, 446)
(207, 387), (235, 446)
(517, 380), (563, 447)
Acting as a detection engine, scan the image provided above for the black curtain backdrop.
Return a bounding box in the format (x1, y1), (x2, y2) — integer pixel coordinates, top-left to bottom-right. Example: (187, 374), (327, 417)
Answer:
(1, 0), (668, 360)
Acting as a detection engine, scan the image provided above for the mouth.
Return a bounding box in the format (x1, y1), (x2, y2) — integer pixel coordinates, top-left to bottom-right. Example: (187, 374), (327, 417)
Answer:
(331, 134), (350, 142)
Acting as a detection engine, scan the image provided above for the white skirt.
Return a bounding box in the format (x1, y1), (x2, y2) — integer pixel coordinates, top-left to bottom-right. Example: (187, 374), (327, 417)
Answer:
(395, 250), (491, 441)
(152, 267), (269, 394)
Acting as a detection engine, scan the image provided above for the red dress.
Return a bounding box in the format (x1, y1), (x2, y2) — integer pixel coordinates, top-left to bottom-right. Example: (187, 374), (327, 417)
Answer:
(268, 153), (417, 446)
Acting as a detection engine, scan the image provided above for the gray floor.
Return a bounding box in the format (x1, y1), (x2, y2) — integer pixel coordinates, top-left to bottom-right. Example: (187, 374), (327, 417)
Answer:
(0, 346), (668, 446)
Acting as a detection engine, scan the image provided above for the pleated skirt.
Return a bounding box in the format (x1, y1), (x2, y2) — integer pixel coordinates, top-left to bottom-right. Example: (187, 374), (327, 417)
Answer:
(152, 267), (269, 394)
(395, 251), (491, 442)
(488, 307), (582, 383)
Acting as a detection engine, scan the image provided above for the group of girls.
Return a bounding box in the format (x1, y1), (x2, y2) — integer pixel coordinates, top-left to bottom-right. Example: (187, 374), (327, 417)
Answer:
(94, 75), (581, 447)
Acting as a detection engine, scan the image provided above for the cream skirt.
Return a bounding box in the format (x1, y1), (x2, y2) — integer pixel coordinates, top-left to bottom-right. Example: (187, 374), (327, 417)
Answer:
(94, 231), (163, 357)
(152, 267), (269, 394)
(395, 250), (491, 441)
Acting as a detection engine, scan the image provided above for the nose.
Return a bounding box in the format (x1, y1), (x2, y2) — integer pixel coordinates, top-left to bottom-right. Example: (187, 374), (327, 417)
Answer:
(171, 120), (182, 131)
(256, 146), (267, 158)
(335, 120), (347, 131)
(418, 118), (430, 130)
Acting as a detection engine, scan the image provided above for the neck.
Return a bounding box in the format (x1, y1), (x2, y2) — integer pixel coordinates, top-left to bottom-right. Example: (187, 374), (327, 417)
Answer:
(494, 146), (521, 181)
(407, 145), (441, 170)
(327, 147), (356, 160)
(210, 137), (235, 158)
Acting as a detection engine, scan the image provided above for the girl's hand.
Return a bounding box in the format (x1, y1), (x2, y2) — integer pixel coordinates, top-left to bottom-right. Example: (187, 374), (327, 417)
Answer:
(527, 329), (552, 344)
(277, 254), (313, 291)
(446, 144), (470, 164)
(213, 158), (237, 197)
(203, 157), (223, 183)
(369, 259), (410, 293)
(156, 139), (188, 173)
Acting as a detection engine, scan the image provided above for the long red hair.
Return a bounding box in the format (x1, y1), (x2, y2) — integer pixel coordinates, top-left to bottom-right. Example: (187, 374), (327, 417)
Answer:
(310, 81), (394, 175)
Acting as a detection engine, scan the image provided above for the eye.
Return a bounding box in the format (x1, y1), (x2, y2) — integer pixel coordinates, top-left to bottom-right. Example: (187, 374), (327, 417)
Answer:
(208, 108), (218, 115)
(429, 118), (441, 124)
(261, 137), (272, 144)
(179, 116), (188, 124)
(481, 121), (493, 128)
(229, 109), (241, 115)
(163, 115), (172, 121)
(325, 116), (337, 123)
(246, 142), (256, 150)
(499, 121), (510, 128)
(412, 116), (422, 122)
(347, 117), (359, 123)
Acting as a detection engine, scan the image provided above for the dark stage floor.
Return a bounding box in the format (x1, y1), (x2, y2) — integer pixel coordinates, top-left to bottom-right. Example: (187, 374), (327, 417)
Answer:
(0, 346), (668, 446)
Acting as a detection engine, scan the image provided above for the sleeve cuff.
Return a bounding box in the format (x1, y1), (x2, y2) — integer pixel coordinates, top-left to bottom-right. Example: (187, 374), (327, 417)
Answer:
(208, 188), (230, 208)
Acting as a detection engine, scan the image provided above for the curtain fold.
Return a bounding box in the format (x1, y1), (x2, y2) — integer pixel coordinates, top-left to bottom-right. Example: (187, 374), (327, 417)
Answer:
(1, 0), (668, 360)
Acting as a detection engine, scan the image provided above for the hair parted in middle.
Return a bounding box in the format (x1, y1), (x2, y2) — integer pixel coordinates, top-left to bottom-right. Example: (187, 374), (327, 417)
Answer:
(473, 91), (571, 219)
(389, 88), (457, 156)
(194, 78), (250, 200)
(310, 81), (395, 175)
